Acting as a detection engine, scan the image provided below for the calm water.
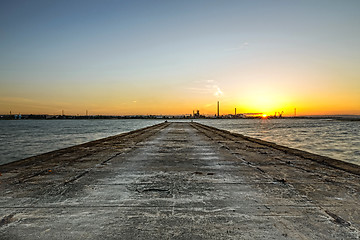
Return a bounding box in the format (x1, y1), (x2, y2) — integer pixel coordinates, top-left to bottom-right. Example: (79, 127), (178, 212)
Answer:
(0, 119), (359, 166)
(196, 119), (360, 165)
(0, 119), (163, 165)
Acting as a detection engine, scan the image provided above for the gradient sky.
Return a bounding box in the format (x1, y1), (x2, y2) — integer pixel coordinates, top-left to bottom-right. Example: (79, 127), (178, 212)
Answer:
(1, 0), (360, 116)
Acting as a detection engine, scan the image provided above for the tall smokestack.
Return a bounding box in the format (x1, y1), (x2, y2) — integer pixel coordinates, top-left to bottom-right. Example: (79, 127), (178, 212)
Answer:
(217, 101), (219, 117)
(235, 108), (236, 115)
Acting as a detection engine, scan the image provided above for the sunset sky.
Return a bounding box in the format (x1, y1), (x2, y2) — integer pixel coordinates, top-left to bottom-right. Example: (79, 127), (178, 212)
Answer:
(1, 0), (360, 116)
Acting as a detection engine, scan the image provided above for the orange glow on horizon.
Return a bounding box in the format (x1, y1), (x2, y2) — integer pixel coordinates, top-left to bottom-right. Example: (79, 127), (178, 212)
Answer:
(1, 2), (360, 117)
(1, 82), (359, 116)
(1, 97), (359, 116)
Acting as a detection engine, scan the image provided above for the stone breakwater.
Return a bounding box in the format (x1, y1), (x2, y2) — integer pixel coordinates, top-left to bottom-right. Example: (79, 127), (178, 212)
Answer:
(1, 122), (360, 239)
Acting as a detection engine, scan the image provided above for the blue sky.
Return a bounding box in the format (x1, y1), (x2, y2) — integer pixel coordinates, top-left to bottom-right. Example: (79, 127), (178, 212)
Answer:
(1, 0), (360, 115)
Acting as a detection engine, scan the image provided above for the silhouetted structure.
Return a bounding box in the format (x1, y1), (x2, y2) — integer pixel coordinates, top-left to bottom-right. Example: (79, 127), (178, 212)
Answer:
(193, 110), (200, 118)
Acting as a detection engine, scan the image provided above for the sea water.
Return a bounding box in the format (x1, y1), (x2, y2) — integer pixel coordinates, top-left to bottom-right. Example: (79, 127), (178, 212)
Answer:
(197, 118), (360, 165)
(0, 118), (359, 166)
(0, 119), (163, 165)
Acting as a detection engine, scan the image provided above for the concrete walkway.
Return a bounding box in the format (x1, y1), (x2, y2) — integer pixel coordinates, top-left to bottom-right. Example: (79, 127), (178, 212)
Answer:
(1, 122), (360, 239)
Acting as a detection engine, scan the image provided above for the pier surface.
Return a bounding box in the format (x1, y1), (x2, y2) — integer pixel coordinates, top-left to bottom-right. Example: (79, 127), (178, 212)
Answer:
(1, 122), (360, 239)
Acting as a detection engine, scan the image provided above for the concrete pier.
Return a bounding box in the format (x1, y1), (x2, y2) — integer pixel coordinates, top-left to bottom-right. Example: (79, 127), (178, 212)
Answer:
(1, 122), (360, 239)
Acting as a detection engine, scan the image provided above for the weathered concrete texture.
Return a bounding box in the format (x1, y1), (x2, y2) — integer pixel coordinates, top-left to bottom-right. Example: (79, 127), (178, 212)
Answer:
(1, 122), (360, 239)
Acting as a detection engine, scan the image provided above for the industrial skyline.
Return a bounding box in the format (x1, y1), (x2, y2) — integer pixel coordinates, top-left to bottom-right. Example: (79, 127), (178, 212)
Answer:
(1, 1), (360, 116)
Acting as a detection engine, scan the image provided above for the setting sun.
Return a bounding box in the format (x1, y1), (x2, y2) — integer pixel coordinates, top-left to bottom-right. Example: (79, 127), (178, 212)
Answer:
(1, 1), (360, 238)
(0, 1), (359, 117)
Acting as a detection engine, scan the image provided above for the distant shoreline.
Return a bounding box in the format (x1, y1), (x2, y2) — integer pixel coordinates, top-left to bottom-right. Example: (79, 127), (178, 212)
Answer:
(1, 114), (359, 121)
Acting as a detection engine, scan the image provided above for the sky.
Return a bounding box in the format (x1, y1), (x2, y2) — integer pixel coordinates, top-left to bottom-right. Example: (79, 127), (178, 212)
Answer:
(1, 0), (360, 116)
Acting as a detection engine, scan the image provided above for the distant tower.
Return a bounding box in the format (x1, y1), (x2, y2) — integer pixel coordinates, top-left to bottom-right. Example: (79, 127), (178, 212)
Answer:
(235, 108), (236, 115)
(86, 110), (88, 116)
(217, 101), (220, 117)
(294, 108), (297, 117)
(62, 110), (64, 116)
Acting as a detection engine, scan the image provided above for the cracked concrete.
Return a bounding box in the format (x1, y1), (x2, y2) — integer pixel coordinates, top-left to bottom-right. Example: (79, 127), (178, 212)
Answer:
(1, 122), (360, 239)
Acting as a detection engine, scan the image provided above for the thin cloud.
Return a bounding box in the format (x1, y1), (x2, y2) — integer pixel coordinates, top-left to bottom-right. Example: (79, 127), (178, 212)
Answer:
(225, 42), (249, 51)
(194, 79), (215, 84)
(214, 86), (223, 97)
(186, 87), (213, 94)
(186, 80), (224, 98)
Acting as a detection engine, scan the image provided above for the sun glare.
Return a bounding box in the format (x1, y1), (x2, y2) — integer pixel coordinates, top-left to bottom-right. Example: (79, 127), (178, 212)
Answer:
(262, 114), (268, 118)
